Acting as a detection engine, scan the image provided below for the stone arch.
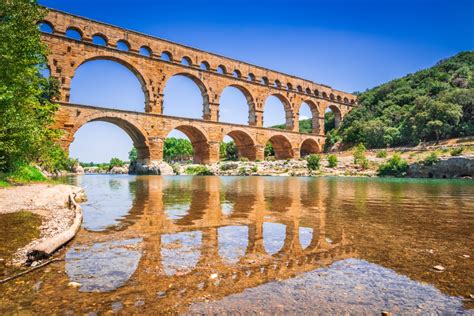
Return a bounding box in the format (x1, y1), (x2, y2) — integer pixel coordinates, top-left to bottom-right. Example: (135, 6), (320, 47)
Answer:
(295, 100), (322, 134)
(163, 72), (210, 120)
(300, 138), (320, 157)
(166, 125), (211, 164)
(225, 130), (257, 161)
(266, 134), (294, 160)
(70, 55), (150, 110)
(264, 94), (294, 130)
(67, 113), (151, 163)
(326, 104), (343, 129)
(92, 33), (108, 46)
(38, 20), (54, 33)
(218, 84), (256, 125)
(65, 26), (83, 40)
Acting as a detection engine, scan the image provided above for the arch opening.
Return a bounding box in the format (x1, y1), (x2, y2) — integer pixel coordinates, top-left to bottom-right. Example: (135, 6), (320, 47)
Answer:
(200, 61), (210, 71)
(263, 94), (293, 130)
(325, 105), (342, 132)
(216, 65), (226, 75)
(66, 27), (82, 40)
(69, 119), (150, 165)
(298, 101), (321, 134)
(92, 34), (107, 46)
(266, 135), (294, 160)
(165, 126), (210, 164)
(38, 21), (53, 33)
(181, 56), (192, 66)
(139, 46), (152, 57)
(116, 40), (130, 51)
(161, 51), (172, 61)
(70, 58), (147, 111)
(300, 138), (320, 157)
(219, 85), (255, 125)
(221, 131), (256, 161)
(162, 73), (209, 120)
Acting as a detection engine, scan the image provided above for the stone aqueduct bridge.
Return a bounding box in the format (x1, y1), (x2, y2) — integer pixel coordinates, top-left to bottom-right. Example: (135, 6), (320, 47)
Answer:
(41, 9), (357, 163)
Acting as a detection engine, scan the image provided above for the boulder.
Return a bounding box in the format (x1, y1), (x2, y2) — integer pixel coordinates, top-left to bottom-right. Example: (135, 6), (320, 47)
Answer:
(109, 166), (129, 174)
(72, 165), (84, 174)
(407, 156), (474, 179)
(130, 161), (174, 175)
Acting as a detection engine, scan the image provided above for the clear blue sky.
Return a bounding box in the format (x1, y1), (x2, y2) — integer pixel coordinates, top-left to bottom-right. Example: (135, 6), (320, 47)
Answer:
(39, 0), (474, 163)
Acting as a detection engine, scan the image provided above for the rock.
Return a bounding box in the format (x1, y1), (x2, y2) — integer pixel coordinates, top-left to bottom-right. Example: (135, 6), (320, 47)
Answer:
(68, 281), (81, 288)
(109, 166), (129, 174)
(408, 157), (474, 179)
(130, 161), (174, 175)
(72, 164), (84, 174)
(433, 265), (445, 272)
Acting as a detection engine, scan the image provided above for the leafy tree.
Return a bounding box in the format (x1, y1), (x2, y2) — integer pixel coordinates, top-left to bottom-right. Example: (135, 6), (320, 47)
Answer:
(264, 142), (274, 157)
(0, 0), (63, 172)
(220, 141), (238, 160)
(109, 157), (125, 169)
(128, 147), (137, 162)
(164, 137), (193, 162)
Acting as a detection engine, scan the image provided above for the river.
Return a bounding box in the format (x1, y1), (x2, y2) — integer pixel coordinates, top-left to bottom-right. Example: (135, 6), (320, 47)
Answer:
(1, 175), (473, 314)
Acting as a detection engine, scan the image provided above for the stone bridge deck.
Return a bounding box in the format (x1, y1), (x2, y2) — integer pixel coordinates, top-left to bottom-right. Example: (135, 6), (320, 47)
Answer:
(55, 102), (325, 163)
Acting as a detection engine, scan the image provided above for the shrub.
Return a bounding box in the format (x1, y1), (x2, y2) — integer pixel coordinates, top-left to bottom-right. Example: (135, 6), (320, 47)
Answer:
(238, 167), (247, 175)
(378, 154), (409, 177)
(185, 165), (213, 175)
(450, 147), (464, 156)
(353, 143), (369, 169)
(109, 157), (125, 169)
(327, 154), (338, 168)
(239, 157), (249, 162)
(376, 150), (387, 158)
(4, 164), (46, 183)
(250, 165), (258, 173)
(423, 152), (440, 166)
(306, 154), (321, 171)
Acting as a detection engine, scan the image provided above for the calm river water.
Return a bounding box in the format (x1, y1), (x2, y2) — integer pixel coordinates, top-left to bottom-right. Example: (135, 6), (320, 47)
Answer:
(1, 175), (473, 314)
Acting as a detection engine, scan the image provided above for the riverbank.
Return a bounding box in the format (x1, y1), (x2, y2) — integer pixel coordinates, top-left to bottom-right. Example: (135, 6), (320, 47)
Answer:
(0, 184), (85, 265)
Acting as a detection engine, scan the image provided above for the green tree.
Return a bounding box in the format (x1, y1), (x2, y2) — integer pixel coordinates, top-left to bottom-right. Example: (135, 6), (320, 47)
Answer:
(164, 138), (193, 162)
(306, 154), (321, 171)
(0, 0), (63, 172)
(109, 157), (125, 169)
(411, 96), (462, 143)
(128, 147), (137, 162)
(264, 142), (274, 157)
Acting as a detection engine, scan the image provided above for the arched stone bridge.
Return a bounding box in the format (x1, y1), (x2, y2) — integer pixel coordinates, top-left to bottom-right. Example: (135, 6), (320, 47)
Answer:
(42, 8), (357, 163)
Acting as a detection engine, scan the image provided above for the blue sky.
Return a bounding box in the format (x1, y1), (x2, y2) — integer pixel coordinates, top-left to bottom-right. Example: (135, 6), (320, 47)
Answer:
(39, 0), (474, 163)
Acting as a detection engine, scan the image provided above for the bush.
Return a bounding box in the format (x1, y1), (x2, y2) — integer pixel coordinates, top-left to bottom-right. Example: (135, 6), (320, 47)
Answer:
(185, 165), (213, 175)
(109, 157), (125, 170)
(423, 152), (440, 166)
(306, 154), (321, 171)
(327, 154), (338, 168)
(3, 164), (46, 183)
(239, 157), (249, 162)
(250, 165), (258, 173)
(353, 143), (367, 164)
(376, 150), (387, 158)
(450, 147), (464, 156)
(378, 154), (409, 177)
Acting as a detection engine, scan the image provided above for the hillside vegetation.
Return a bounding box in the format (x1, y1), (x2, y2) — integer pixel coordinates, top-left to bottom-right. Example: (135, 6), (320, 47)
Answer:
(332, 51), (474, 149)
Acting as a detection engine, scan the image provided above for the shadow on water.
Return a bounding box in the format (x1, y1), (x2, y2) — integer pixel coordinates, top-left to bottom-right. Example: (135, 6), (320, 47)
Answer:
(1, 175), (473, 314)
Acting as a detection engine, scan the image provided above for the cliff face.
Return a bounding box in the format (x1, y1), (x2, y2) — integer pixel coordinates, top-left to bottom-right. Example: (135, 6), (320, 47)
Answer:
(408, 157), (474, 179)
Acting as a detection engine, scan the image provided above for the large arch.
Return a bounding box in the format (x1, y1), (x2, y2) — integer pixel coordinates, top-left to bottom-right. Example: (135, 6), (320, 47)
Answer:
(266, 134), (294, 160)
(218, 85), (255, 125)
(162, 72), (210, 120)
(67, 114), (151, 163)
(300, 138), (321, 157)
(70, 56), (150, 111)
(296, 100), (322, 134)
(224, 130), (257, 161)
(263, 94), (294, 130)
(166, 125), (211, 164)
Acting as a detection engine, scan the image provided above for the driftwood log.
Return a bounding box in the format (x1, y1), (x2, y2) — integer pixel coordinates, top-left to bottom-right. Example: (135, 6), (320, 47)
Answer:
(26, 193), (83, 262)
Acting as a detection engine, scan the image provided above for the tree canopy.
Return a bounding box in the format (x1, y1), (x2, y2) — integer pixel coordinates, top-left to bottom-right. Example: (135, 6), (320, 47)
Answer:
(0, 0), (64, 172)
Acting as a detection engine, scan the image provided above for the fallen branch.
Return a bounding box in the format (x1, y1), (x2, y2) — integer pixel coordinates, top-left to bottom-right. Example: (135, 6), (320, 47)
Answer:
(0, 258), (63, 284)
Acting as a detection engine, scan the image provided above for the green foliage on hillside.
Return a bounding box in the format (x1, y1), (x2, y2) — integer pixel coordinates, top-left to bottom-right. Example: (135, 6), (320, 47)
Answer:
(0, 0), (66, 172)
(336, 51), (473, 148)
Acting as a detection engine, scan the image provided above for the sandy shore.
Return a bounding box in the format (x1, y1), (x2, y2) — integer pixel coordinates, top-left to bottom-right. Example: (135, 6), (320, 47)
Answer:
(0, 184), (85, 264)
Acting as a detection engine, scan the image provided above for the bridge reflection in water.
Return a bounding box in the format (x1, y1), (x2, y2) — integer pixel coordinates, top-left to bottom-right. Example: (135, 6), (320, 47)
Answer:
(26, 176), (473, 314)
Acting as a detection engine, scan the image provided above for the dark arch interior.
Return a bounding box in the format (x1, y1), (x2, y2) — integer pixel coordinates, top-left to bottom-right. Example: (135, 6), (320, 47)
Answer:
(267, 135), (293, 160)
(300, 139), (320, 157)
(225, 131), (256, 161)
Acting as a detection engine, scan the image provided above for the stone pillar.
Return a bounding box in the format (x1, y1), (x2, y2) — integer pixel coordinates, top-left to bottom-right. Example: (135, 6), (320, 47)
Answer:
(292, 147), (301, 160)
(250, 109), (263, 127)
(146, 93), (163, 114)
(146, 137), (164, 163)
(207, 141), (221, 163)
(255, 145), (265, 161)
(203, 102), (219, 121)
(314, 116), (325, 135)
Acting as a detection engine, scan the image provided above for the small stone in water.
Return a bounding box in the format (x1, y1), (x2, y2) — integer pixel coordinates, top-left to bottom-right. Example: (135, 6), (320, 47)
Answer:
(433, 265), (445, 272)
(68, 281), (81, 288)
